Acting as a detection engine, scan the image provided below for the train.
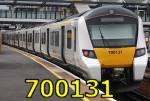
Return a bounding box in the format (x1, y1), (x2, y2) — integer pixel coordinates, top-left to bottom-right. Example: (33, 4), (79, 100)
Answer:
(2, 6), (148, 92)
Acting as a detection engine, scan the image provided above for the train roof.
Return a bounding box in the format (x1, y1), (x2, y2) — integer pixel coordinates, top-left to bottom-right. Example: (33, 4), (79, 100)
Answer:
(83, 6), (138, 20)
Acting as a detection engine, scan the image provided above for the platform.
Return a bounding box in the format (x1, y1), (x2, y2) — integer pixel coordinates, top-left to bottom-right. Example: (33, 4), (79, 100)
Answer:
(0, 46), (112, 101)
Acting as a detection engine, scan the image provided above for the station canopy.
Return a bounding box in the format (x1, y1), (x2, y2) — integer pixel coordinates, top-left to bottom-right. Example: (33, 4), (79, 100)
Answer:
(0, 0), (149, 6)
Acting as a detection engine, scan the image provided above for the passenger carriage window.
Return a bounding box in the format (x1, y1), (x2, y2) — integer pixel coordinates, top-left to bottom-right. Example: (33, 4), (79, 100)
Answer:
(20, 34), (22, 41)
(41, 32), (45, 44)
(37, 32), (39, 43)
(20, 34), (21, 41)
(7, 35), (8, 40)
(28, 33), (32, 42)
(43, 32), (46, 44)
(28, 34), (29, 42)
(67, 30), (72, 49)
(12, 35), (14, 40)
(21, 35), (22, 41)
(14, 34), (15, 40)
(41, 33), (43, 44)
(23, 34), (25, 41)
(35, 32), (39, 43)
(42, 32), (43, 44)
(40, 33), (42, 44)
(50, 32), (54, 46)
(35, 32), (37, 43)
(30, 34), (32, 42)
(17, 34), (19, 41)
(35, 33), (37, 43)
(13, 35), (14, 40)
(55, 31), (59, 47)
(15, 34), (16, 40)
(50, 31), (59, 46)
(14, 34), (17, 40)
(10, 35), (11, 40)
(29, 34), (30, 42)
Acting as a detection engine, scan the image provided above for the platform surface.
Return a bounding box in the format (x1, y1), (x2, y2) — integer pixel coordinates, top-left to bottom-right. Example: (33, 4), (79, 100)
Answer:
(0, 46), (82, 101)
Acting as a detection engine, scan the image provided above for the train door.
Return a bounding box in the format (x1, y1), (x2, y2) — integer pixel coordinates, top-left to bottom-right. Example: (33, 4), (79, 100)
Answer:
(54, 30), (61, 59)
(49, 28), (61, 59)
(22, 31), (26, 49)
(64, 25), (76, 65)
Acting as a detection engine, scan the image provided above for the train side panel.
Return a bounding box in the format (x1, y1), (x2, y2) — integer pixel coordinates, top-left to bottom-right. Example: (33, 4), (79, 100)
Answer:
(133, 17), (148, 81)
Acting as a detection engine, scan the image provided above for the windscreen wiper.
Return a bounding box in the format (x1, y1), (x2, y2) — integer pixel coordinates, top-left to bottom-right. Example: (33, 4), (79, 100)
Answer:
(98, 25), (110, 47)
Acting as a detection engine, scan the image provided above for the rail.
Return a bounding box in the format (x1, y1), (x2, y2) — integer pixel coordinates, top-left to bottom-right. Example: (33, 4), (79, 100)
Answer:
(125, 91), (150, 101)
(114, 90), (150, 101)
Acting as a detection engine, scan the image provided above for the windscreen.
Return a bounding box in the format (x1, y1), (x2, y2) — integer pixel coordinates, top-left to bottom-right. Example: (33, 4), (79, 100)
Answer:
(86, 17), (138, 48)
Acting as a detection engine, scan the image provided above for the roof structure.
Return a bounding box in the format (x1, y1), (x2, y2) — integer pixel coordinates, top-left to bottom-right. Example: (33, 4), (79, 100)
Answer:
(0, 0), (149, 6)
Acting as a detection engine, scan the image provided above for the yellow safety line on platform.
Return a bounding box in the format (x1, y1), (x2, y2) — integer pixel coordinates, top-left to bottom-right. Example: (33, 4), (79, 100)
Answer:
(11, 47), (90, 101)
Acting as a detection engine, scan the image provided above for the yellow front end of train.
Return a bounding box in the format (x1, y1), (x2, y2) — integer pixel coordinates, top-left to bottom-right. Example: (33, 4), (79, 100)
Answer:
(94, 47), (135, 68)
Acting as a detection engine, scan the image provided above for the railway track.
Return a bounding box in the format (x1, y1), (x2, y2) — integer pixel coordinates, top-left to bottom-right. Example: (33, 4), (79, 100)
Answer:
(144, 72), (150, 81)
(146, 68), (150, 73)
(125, 91), (150, 101)
(144, 76), (150, 80)
(115, 90), (150, 101)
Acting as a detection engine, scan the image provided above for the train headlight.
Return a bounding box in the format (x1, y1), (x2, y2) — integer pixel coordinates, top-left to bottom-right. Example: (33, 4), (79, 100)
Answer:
(135, 48), (145, 57)
(82, 50), (96, 58)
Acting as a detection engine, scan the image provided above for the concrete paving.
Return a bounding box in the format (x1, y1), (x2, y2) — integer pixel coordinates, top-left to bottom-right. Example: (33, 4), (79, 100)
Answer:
(0, 46), (82, 101)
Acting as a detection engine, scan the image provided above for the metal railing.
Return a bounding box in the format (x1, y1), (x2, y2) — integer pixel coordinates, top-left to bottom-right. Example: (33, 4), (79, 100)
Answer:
(0, 9), (71, 20)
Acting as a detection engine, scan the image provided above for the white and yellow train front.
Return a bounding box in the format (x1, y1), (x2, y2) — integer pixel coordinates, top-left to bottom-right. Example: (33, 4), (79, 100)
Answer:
(77, 6), (148, 85)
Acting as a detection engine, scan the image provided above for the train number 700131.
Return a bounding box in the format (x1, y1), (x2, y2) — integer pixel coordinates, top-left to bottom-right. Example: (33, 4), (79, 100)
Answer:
(108, 50), (122, 54)
(25, 79), (113, 98)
